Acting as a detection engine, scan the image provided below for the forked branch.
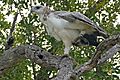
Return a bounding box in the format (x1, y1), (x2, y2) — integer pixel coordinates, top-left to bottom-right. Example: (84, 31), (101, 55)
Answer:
(0, 34), (120, 80)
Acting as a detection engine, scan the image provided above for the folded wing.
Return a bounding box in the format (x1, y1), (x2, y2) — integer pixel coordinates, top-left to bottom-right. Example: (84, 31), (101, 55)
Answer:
(54, 11), (108, 38)
(53, 11), (109, 46)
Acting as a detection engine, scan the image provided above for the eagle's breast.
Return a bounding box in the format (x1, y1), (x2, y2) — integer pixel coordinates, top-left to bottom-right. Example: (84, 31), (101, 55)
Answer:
(42, 13), (80, 42)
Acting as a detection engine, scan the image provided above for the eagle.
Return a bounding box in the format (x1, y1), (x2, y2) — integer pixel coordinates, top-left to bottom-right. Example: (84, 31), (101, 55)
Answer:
(31, 5), (108, 55)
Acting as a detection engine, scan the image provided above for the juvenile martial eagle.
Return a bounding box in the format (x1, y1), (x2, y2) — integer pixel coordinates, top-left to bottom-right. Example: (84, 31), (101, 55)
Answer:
(31, 5), (108, 55)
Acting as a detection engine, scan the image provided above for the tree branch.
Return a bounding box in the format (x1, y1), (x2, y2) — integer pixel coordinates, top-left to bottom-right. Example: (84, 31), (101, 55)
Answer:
(0, 34), (120, 80)
(5, 12), (18, 50)
(74, 34), (120, 76)
(98, 44), (120, 64)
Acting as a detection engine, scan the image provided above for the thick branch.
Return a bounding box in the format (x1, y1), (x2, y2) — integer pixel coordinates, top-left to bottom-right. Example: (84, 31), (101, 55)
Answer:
(0, 45), (74, 80)
(0, 34), (120, 80)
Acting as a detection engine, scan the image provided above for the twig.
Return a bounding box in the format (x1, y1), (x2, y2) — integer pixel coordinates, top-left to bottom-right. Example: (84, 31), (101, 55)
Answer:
(10, 12), (18, 36)
(5, 12), (18, 50)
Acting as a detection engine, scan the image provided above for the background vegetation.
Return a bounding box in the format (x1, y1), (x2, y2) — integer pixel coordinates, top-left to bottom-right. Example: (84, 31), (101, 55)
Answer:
(0, 0), (120, 80)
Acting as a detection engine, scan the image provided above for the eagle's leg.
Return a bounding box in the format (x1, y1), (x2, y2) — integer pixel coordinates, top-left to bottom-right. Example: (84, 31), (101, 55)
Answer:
(63, 41), (72, 55)
(64, 47), (70, 55)
(60, 41), (72, 59)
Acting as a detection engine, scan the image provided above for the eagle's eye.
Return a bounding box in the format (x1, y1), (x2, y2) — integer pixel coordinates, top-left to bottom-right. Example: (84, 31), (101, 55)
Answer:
(35, 6), (41, 9)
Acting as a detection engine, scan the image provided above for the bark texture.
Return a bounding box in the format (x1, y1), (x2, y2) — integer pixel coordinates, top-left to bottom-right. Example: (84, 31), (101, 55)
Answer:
(0, 34), (120, 80)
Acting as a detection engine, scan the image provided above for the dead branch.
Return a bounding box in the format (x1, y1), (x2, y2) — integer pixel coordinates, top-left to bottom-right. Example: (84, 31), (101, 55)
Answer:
(0, 34), (120, 80)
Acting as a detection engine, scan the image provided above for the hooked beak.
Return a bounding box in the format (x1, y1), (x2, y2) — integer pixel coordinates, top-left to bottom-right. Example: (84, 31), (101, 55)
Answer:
(31, 6), (34, 13)
(29, 7), (35, 15)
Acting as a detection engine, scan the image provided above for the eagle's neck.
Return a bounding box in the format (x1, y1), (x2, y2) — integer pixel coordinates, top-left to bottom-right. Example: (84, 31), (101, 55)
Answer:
(42, 7), (52, 15)
(39, 8), (53, 21)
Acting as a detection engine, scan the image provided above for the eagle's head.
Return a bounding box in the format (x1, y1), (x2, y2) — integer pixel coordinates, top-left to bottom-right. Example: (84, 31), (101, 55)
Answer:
(31, 5), (50, 15)
(31, 5), (45, 14)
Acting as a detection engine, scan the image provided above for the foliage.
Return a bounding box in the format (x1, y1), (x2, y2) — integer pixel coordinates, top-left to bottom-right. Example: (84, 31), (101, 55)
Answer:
(0, 0), (120, 80)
